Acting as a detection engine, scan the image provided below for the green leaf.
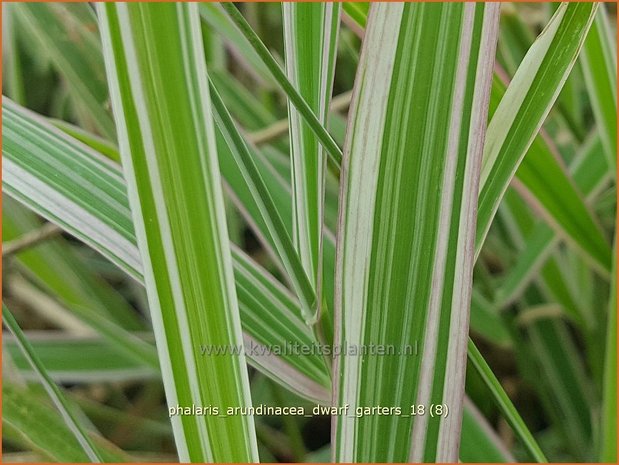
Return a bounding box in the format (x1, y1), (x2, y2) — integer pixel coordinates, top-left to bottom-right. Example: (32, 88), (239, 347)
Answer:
(332, 0), (607, 279)
(283, 3), (340, 304)
(3, 304), (103, 462)
(333, 3), (499, 461)
(477, 3), (609, 273)
(199, 3), (275, 87)
(468, 340), (548, 462)
(28, 0), (343, 333)
(2, 85), (529, 461)
(470, 290), (512, 348)
(460, 397), (514, 462)
(342, 3), (369, 29)
(600, 240), (617, 462)
(2, 102), (160, 369)
(580, 4), (617, 173)
(509, 128), (610, 275)
(220, 3), (343, 168)
(497, 133), (610, 313)
(50, 118), (121, 162)
(12, 3), (115, 139)
(2, 4), (27, 105)
(3, 382), (130, 463)
(2, 61), (541, 465)
(525, 316), (594, 459)
(2, 98), (330, 403)
(4, 334), (158, 383)
(209, 82), (318, 324)
(3, 198), (144, 331)
(496, 3), (536, 77)
(97, 4), (259, 460)
(209, 70), (277, 131)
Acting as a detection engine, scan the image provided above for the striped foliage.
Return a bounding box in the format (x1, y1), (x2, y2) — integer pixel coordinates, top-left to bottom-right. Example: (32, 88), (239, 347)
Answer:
(2, 381), (129, 462)
(600, 241), (617, 462)
(3, 304), (103, 462)
(497, 134), (611, 313)
(283, 3), (340, 316)
(3, 1), (615, 462)
(333, 3), (500, 461)
(12, 3), (115, 139)
(580, 4), (617, 172)
(2, 97), (532, 458)
(220, 2), (343, 168)
(97, 4), (257, 461)
(2, 98), (330, 404)
(478, 3), (606, 272)
(337, 1), (606, 277)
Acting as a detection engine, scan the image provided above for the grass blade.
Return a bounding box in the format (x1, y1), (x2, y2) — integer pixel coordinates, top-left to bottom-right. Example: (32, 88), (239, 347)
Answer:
(470, 289), (512, 348)
(2, 53), (544, 464)
(283, 3), (340, 308)
(478, 3), (608, 272)
(2, 4), (27, 105)
(220, 2), (343, 168)
(600, 239), (617, 462)
(342, 3), (369, 30)
(4, 334), (158, 384)
(332, 1), (607, 276)
(209, 83), (318, 324)
(199, 3), (274, 87)
(3, 382), (129, 462)
(2, 98), (329, 403)
(12, 3), (115, 139)
(523, 316), (594, 459)
(50, 118), (121, 162)
(461, 397), (514, 462)
(3, 304), (103, 462)
(97, 4), (257, 460)
(580, 4), (617, 173)
(333, 3), (499, 461)
(3, 95), (545, 461)
(3, 198), (144, 331)
(210, 70), (277, 131)
(497, 133), (610, 309)
(468, 339), (548, 462)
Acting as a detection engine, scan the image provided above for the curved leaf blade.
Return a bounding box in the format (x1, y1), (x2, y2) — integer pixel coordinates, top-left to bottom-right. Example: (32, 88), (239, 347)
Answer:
(477, 3), (609, 272)
(2, 98), (330, 404)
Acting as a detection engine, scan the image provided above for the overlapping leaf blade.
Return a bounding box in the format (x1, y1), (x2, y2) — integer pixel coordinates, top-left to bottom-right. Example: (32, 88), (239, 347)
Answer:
(600, 241), (617, 462)
(4, 334), (158, 383)
(497, 134), (611, 311)
(3, 198), (144, 331)
(209, 83), (318, 324)
(283, 3), (340, 318)
(478, 3), (608, 273)
(220, 2), (343, 168)
(2, 98), (330, 404)
(3, 382), (129, 463)
(12, 3), (115, 139)
(199, 3), (274, 87)
(334, 1), (608, 276)
(3, 304), (103, 462)
(2, 96), (529, 458)
(580, 4), (617, 172)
